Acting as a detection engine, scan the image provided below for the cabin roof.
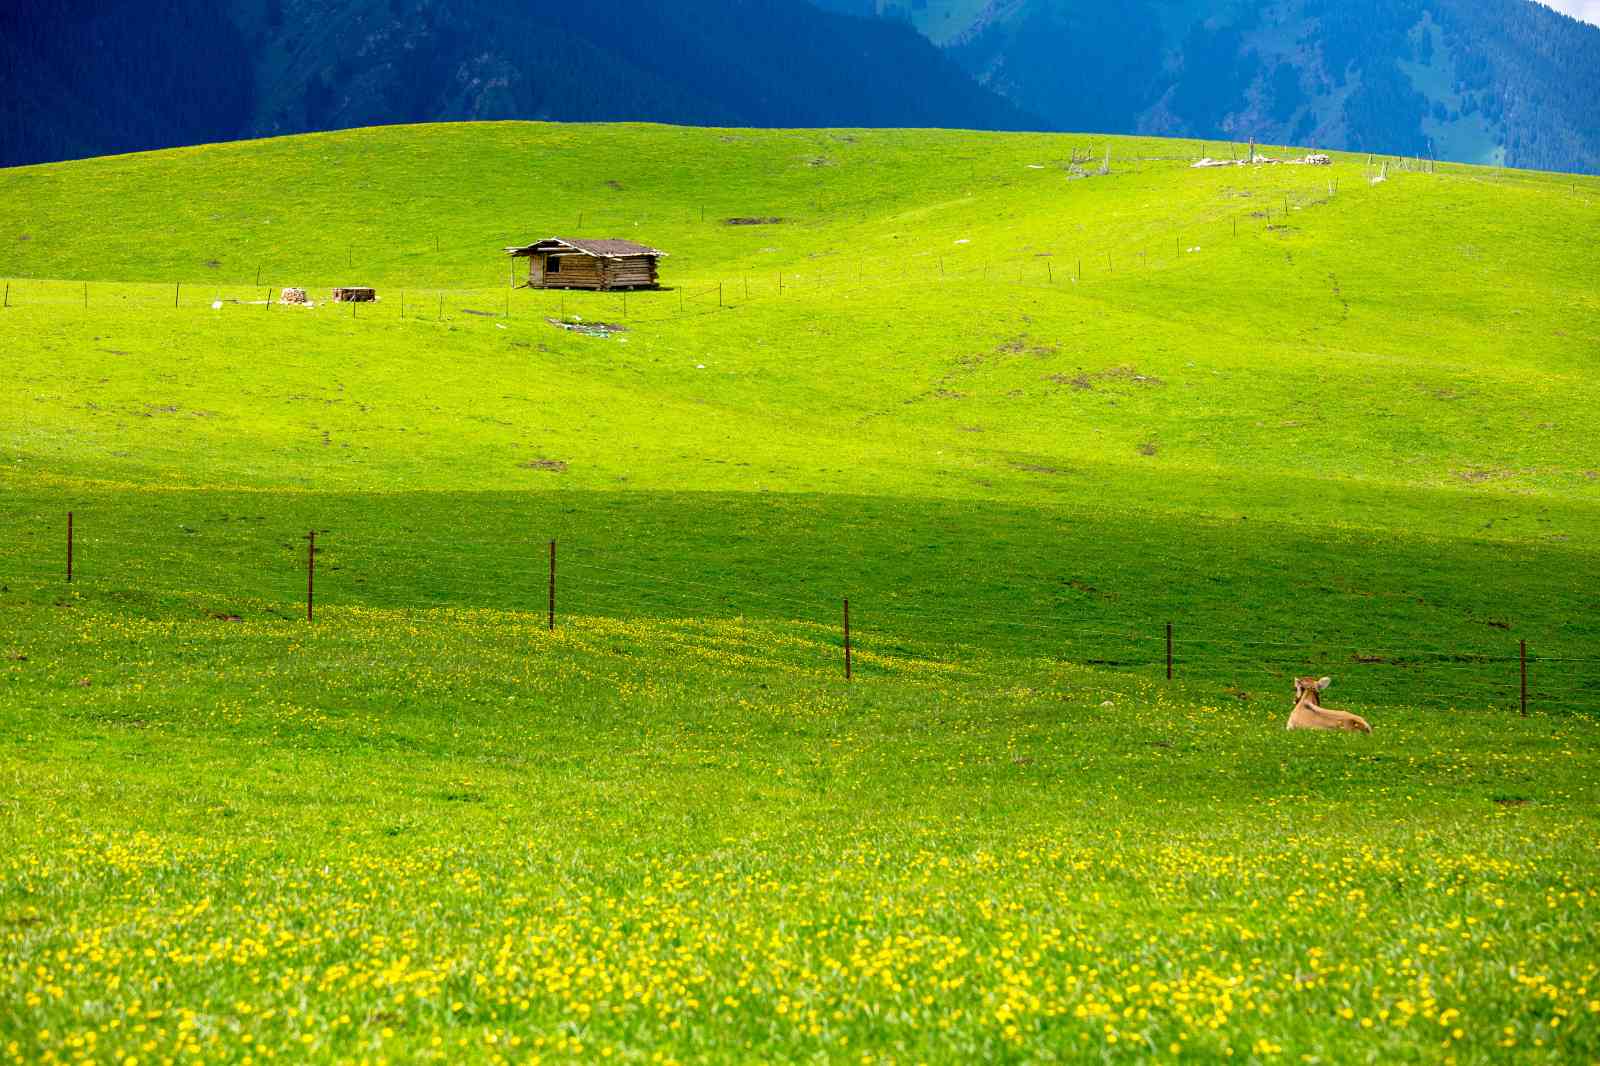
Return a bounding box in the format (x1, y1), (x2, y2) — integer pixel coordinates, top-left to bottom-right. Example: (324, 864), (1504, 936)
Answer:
(505, 237), (666, 259)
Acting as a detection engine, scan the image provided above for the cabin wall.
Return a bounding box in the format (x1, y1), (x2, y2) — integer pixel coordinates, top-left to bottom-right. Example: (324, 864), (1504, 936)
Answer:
(539, 253), (606, 290)
(523, 251), (661, 290)
(604, 256), (659, 289)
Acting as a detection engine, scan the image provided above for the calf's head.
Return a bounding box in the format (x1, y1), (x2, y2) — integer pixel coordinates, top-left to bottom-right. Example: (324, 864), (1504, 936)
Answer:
(1293, 676), (1332, 703)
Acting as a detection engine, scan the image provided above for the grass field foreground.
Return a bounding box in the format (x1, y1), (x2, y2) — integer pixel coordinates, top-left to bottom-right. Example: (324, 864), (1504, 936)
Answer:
(3, 122), (1599, 1063)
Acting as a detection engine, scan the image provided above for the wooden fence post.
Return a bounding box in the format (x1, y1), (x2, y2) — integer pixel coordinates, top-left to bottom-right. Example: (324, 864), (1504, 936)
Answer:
(1520, 640), (1528, 716)
(66, 511), (73, 583)
(1166, 621), (1173, 680)
(306, 530), (316, 622)
(843, 598), (852, 681)
(548, 540), (557, 631)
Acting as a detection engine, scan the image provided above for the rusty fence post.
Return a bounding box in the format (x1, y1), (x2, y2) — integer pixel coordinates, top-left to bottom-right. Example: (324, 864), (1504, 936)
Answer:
(843, 598), (852, 681)
(306, 530), (316, 622)
(548, 539), (556, 631)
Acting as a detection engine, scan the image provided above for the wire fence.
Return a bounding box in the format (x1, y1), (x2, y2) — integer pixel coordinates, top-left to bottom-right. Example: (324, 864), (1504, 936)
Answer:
(4, 509), (1594, 715)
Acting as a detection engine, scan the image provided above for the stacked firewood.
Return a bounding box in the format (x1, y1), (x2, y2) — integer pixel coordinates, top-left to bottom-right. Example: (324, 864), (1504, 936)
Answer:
(280, 287), (309, 304)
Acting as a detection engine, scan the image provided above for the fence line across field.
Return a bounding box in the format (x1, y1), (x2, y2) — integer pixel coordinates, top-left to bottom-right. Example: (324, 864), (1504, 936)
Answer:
(36, 508), (1588, 666)
(14, 513), (1590, 715)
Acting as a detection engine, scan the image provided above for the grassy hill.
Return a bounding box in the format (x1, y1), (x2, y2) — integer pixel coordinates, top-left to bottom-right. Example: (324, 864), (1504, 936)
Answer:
(2, 122), (1599, 1063)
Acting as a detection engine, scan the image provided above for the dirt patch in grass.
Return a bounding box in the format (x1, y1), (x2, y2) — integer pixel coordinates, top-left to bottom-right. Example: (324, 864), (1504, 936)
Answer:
(1456, 468), (1515, 484)
(520, 459), (568, 472)
(724, 217), (783, 226)
(1137, 442), (1159, 456)
(997, 336), (1057, 357)
(1049, 366), (1164, 391)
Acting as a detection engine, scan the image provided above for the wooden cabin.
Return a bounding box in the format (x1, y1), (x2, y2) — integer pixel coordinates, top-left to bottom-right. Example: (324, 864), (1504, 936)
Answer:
(505, 237), (665, 291)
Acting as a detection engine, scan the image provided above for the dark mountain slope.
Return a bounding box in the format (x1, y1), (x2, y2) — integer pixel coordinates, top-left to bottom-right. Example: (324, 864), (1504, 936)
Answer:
(0, 2), (254, 166)
(0, 0), (1033, 168)
(814, 0), (1600, 173)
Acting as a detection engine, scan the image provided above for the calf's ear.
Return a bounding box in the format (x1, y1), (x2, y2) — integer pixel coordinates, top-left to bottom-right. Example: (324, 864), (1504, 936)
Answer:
(1316, 677), (1332, 690)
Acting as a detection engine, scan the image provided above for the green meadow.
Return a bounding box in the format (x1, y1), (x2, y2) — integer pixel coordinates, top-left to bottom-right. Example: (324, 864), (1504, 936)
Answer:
(2, 122), (1598, 1063)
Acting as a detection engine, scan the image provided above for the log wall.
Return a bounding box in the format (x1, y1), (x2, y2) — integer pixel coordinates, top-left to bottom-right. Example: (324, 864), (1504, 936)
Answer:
(531, 252), (659, 290)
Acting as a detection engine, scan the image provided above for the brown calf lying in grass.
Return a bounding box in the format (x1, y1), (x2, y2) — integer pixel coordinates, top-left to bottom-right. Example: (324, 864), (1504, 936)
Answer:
(1287, 676), (1372, 733)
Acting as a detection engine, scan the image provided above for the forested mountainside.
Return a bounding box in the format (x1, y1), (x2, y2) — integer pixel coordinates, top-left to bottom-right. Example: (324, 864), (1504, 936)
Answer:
(0, 1), (255, 168)
(3, 0), (1595, 172)
(813, 0), (1600, 173)
(0, 0), (1030, 168)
